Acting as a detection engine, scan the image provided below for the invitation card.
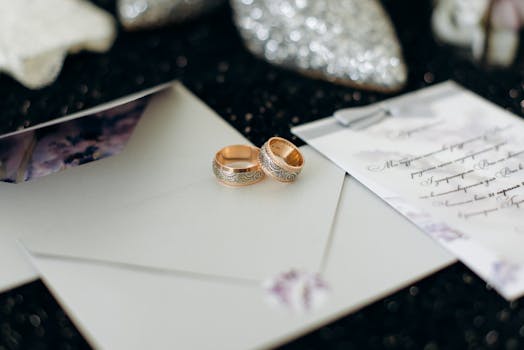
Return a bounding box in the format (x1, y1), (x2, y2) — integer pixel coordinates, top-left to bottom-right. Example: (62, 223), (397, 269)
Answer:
(293, 82), (524, 300)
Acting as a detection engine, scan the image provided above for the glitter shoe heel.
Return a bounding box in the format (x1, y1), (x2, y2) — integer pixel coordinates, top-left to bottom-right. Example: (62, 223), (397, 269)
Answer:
(118, 0), (225, 30)
(231, 0), (408, 92)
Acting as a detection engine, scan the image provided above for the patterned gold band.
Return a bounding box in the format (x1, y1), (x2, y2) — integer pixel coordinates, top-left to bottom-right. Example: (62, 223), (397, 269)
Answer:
(213, 145), (265, 186)
(259, 137), (304, 182)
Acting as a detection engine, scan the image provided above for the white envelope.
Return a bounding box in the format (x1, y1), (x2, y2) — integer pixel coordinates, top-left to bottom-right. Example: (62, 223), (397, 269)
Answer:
(0, 235), (36, 292)
(3, 83), (454, 349)
(3, 83), (344, 281)
(28, 175), (454, 350)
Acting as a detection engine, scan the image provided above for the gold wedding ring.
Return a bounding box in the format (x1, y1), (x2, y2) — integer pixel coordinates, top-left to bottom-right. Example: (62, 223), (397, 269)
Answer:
(213, 145), (265, 186)
(259, 137), (304, 182)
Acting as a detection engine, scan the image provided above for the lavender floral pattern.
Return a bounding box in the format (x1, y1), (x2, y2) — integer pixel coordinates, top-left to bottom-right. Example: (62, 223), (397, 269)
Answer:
(0, 96), (151, 183)
(385, 196), (466, 242)
(264, 269), (329, 312)
(491, 260), (521, 288)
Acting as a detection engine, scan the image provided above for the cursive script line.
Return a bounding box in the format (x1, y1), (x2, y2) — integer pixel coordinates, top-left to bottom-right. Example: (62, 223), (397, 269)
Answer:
(434, 169), (475, 185)
(419, 177), (497, 199)
(461, 207), (499, 219)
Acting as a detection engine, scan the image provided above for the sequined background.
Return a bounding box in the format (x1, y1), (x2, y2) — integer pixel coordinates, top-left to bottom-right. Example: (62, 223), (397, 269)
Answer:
(1, 0), (524, 349)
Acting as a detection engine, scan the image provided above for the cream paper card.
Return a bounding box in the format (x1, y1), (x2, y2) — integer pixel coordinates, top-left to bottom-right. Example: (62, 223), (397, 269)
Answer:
(2, 83), (344, 281)
(27, 176), (454, 350)
(293, 81), (524, 300)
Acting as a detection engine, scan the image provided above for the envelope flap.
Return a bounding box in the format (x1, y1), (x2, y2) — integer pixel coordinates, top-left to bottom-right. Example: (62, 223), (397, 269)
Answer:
(12, 83), (345, 281)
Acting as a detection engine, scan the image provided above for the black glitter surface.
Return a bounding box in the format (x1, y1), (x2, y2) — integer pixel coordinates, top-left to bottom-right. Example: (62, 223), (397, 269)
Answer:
(1, 0), (524, 349)
(0, 281), (90, 350)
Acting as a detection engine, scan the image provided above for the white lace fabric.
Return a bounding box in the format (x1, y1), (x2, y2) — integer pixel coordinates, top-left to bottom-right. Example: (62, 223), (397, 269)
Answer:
(0, 0), (116, 89)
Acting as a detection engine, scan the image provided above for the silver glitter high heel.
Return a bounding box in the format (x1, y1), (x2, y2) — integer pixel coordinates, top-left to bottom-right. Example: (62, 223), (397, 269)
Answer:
(231, 0), (408, 92)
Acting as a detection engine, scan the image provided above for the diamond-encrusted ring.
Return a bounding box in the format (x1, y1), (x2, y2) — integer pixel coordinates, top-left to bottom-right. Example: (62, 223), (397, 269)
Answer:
(259, 137), (304, 183)
(213, 145), (265, 187)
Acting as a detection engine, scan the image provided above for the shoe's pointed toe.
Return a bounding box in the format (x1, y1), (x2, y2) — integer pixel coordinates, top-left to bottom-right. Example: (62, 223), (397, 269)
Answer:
(232, 0), (407, 92)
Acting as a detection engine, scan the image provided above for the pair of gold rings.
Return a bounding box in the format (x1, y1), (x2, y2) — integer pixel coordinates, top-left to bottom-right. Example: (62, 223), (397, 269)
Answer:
(213, 137), (304, 187)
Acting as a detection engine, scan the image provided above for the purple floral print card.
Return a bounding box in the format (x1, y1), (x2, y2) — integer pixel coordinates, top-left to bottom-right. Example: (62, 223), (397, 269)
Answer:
(0, 85), (167, 183)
